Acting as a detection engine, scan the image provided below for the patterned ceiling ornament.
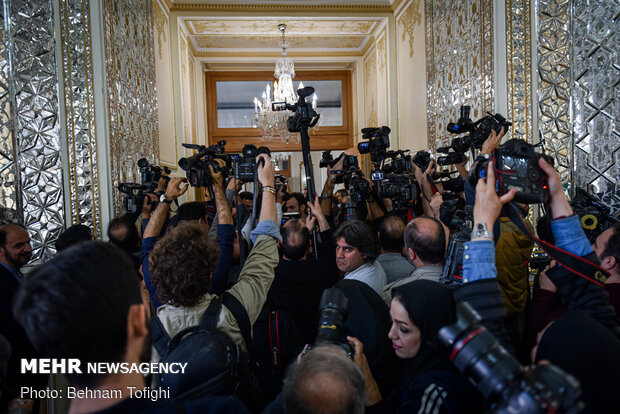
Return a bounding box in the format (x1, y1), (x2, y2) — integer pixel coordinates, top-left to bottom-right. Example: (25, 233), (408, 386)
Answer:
(103, 0), (159, 216)
(425, 0), (494, 151)
(58, 0), (102, 238)
(505, 0), (534, 143)
(3, 0), (66, 263)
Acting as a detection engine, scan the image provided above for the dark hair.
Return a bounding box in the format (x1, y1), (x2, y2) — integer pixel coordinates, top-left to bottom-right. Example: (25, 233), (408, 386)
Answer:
(107, 217), (140, 252)
(175, 201), (208, 224)
(288, 193), (307, 210)
(239, 191), (253, 201)
(12, 242), (141, 388)
(333, 220), (378, 262)
(601, 223), (620, 265)
(403, 217), (446, 264)
(379, 215), (406, 253)
(336, 189), (349, 198)
(0, 223), (26, 249)
(150, 221), (218, 307)
(281, 219), (310, 260)
(55, 224), (92, 252)
(282, 344), (365, 414)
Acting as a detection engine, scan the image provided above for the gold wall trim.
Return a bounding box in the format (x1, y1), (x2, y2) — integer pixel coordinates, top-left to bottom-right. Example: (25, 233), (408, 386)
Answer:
(505, 0), (534, 143)
(397, 0), (422, 59)
(170, 3), (393, 13)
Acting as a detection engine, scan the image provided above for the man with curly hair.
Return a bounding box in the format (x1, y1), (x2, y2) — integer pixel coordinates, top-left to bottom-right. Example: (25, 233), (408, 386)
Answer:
(144, 155), (280, 353)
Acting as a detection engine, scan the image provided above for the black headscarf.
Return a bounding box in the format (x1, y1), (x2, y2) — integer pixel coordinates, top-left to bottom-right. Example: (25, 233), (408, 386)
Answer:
(391, 280), (457, 385)
(535, 310), (620, 414)
(336, 279), (402, 396)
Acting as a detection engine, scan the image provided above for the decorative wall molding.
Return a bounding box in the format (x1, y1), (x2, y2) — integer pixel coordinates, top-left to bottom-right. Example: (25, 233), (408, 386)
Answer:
(505, 0), (534, 143)
(3, 0), (65, 262)
(425, 0), (494, 150)
(397, 0), (422, 59)
(59, 0), (102, 238)
(103, 0), (159, 215)
(571, 0), (619, 212)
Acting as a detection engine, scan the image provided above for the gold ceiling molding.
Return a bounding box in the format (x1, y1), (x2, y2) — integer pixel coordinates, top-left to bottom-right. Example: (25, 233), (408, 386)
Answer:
(187, 19), (380, 36)
(193, 50), (365, 58)
(397, 0), (422, 58)
(171, 3), (393, 13)
(194, 34), (367, 49)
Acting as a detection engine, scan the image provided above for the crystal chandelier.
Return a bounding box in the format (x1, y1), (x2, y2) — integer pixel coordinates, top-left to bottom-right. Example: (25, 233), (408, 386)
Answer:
(253, 24), (317, 145)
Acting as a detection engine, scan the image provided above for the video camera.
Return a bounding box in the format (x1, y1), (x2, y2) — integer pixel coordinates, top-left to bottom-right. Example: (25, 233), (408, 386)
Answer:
(571, 187), (620, 244)
(357, 126), (391, 164)
(272, 86), (320, 133)
(179, 140), (231, 195)
(117, 158), (171, 216)
(233, 144), (271, 182)
(412, 150), (431, 171)
(329, 155), (370, 221)
(442, 105), (513, 153)
(439, 302), (583, 413)
(138, 158), (170, 191)
(440, 203), (472, 286)
(303, 288), (354, 359)
(472, 138), (554, 204)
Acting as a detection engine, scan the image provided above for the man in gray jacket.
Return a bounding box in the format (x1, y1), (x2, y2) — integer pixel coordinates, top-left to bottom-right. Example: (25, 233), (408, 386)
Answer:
(381, 217), (446, 304)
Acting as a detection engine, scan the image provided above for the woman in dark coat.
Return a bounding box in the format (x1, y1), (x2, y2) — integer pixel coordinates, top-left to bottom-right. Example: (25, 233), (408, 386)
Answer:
(353, 280), (483, 413)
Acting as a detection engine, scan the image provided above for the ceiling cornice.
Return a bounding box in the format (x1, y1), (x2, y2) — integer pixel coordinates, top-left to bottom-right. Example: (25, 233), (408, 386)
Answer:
(170, 3), (394, 13)
(193, 50), (364, 58)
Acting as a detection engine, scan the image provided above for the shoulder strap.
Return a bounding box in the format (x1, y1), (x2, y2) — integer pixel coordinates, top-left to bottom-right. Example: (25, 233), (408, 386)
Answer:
(222, 292), (252, 349)
(269, 310), (281, 374)
(199, 296), (223, 331)
(151, 314), (170, 357)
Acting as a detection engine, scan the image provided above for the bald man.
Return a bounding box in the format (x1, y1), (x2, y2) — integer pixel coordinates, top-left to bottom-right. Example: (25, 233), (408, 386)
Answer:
(381, 217), (446, 304)
(281, 344), (366, 414)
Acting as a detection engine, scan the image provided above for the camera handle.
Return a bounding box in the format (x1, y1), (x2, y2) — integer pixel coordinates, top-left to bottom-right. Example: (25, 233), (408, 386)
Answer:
(300, 126), (319, 260)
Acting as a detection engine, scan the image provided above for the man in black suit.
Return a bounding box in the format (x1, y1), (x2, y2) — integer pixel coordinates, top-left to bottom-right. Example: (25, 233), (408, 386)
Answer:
(0, 224), (34, 407)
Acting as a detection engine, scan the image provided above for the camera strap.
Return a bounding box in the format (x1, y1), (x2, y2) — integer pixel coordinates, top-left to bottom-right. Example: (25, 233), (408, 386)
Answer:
(507, 203), (608, 287)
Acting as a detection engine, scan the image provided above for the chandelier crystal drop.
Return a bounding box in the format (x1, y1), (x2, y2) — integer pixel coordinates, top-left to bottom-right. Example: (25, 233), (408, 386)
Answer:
(253, 24), (317, 145)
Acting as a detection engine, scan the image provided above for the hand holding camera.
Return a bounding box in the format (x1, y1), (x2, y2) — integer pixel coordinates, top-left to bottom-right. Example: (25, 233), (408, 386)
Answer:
(164, 176), (189, 201)
(538, 158), (573, 219)
(209, 158), (227, 188)
(473, 161), (517, 237)
(257, 154), (275, 188)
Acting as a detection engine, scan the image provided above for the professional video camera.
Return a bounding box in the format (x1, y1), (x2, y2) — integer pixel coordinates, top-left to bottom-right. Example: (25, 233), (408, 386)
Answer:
(179, 140), (231, 195)
(138, 158), (171, 191)
(303, 288), (354, 359)
(117, 182), (151, 216)
(329, 154), (371, 221)
(440, 203), (473, 286)
(233, 144), (271, 182)
(472, 138), (554, 204)
(358, 126), (391, 164)
(571, 187), (619, 244)
(412, 150), (431, 171)
(439, 302), (583, 413)
(436, 150), (467, 166)
(117, 158), (171, 216)
(442, 105), (513, 153)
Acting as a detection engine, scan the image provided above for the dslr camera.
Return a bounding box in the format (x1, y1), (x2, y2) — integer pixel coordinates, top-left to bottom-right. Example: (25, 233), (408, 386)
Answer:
(473, 138), (554, 204)
(440, 203), (472, 286)
(138, 158), (171, 191)
(233, 144), (271, 182)
(439, 302), (583, 413)
(179, 140), (230, 189)
(303, 288), (354, 359)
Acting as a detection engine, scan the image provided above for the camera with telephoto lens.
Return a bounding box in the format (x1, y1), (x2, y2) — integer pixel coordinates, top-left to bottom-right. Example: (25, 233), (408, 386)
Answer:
(271, 86), (320, 132)
(234, 144), (271, 182)
(357, 126), (391, 164)
(440, 203), (472, 286)
(571, 187), (620, 244)
(179, 140), (230, 188)
(472, 138), (554, 204)
(443, 105), (513, 153)
(439, 302), (583, 414)
(303, 288), (354, 359)
(381, 150), (412, 174)
(138, 158), (171, 192)
(335, 156), (370, 221)
(319, 150), (336, 168)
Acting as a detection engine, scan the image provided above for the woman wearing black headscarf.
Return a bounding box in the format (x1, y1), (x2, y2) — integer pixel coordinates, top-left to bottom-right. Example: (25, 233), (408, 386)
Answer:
(351, 280), (483, 413)
(534, 310), (620, 414)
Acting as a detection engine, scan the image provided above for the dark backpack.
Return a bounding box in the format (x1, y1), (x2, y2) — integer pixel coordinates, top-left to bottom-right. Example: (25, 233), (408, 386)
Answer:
(151, 293), (264, 412)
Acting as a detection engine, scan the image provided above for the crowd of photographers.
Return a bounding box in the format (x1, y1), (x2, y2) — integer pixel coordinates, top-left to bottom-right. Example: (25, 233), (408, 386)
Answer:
(1, 102), (619, 414)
